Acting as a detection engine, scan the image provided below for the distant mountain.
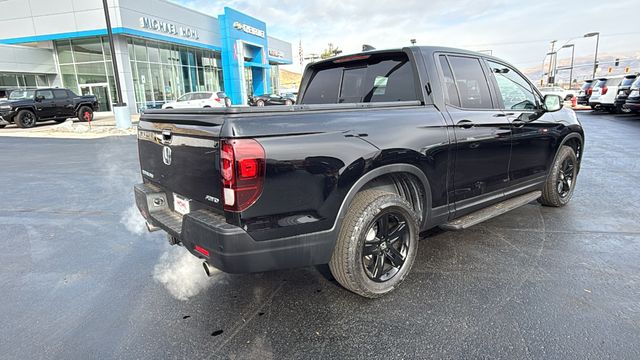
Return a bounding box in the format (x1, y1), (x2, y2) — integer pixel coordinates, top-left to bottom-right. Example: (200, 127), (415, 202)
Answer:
(279, 69), (302, 92)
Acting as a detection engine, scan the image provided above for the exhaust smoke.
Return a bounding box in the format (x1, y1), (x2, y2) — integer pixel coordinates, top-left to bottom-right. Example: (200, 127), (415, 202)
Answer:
(153, 246), (223, 301)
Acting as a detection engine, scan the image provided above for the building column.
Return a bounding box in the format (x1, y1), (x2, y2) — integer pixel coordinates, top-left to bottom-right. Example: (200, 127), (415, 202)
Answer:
(112, 35), (137, 114)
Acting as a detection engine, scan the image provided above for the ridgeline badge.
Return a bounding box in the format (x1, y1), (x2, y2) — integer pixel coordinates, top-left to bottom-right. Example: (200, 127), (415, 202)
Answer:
(232, 21), (265, 38)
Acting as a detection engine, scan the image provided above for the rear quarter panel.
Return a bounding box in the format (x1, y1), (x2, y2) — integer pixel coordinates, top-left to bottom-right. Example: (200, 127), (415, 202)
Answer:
(225, 105), (451, 241)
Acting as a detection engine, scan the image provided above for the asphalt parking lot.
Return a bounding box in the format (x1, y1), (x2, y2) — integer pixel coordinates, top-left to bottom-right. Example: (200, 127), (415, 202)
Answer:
(1, 111), (639, 359)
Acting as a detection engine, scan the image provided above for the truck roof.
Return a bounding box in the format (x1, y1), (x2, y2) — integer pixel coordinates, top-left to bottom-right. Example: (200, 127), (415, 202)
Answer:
(311, 46), (502, 68)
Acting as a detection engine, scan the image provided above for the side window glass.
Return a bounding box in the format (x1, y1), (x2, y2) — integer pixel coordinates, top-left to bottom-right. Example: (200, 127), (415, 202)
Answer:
(36, 90), (54, 100)
(53, 89), (68, 99)
(487, 60), (537, 110)
(438, 55), (461, 107)
(447, 56), (493, 109)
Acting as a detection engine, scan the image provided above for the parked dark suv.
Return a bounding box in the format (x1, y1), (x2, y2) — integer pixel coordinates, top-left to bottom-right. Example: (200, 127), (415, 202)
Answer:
(576, 79), (594, 105)
(0, 88), (98, 129)
(623, 77), (640, 113)
(614, 74), (638, 113)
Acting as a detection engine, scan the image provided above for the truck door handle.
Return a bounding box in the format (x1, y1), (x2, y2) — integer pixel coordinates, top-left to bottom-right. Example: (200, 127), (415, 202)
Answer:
(512, 119), (526, 128)
(456, 120), (474, 129)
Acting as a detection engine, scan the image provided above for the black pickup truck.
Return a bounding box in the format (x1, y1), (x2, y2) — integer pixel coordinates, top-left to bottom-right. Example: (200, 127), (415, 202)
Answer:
(0, 88), (98, 129)
(134, 46), (584, 298)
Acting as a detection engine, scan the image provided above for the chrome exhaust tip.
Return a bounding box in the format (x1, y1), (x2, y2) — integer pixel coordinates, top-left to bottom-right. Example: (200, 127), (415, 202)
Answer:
(146, 221), (160, 232)
(203, 261), (215, 277)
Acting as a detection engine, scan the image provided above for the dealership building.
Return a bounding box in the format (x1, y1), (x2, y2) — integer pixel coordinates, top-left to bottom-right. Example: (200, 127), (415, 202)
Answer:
(0, 0), (293, 113)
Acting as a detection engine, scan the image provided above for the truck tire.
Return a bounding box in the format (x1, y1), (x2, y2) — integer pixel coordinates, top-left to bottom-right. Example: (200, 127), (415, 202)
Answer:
(539, 146), (578, 207)
(78, 106), (93, 122)
(14, 109), (37, 128)
(0, 125), (5, 129)
(329, 190), (419, 298)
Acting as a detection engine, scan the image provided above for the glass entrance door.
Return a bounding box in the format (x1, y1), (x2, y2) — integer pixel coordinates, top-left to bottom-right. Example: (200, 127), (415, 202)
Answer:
(80, 84), (111, 111)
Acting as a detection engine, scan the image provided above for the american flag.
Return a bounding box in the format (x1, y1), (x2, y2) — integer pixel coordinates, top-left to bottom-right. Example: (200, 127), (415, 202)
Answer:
(298, 40), (303, 67)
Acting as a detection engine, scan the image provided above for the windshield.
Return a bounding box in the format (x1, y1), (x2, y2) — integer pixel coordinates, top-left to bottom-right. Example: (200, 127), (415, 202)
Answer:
(8, 90), (35, 100)
(632, 77), (640, 89)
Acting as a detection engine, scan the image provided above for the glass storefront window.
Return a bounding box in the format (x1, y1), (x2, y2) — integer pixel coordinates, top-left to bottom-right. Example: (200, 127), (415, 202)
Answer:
(137, 62), (153, 107)
(55, 37), (120, 109)
(36, 75), (49, 87)
(75, 62), (107, 84)
(160, 44), (172, 64)
(72, 38), (105, 63)
(60, 64), (79, 91)
(128, 41), (136, 61)
(150, 63), (164, 103)
(24, 75), (37, 87)
(270, 65), (280, 94)
(127, 38), (224, 111)
(148, 45), (160, 63)
(134, 39), (148, 62)
(0, 74), (18, 86)
(57, 40), (74, 64)
(102, 38), (112, 61)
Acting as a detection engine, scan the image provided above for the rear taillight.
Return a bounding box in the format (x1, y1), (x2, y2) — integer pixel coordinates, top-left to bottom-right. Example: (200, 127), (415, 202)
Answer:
(601, 86), (608, 95)
(587, 88), (592, 95)
(214, 98), (222, 103)
(221, 139), (265, 212)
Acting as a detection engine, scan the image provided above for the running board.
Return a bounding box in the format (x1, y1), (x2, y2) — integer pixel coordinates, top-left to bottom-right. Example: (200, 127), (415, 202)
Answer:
(440, 191), (542, 231)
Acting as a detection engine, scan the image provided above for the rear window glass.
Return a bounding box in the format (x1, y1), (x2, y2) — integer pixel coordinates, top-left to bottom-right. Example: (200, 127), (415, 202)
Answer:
(580, 81), (593, 90)
(621, 77), (637, 87)
(632, 78), (640, 89)
(593, 79), (607, 88)
(301, 53), (418, 104)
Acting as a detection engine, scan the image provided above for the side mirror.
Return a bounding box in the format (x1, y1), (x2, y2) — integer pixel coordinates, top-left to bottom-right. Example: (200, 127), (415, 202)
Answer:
(543, 94), (562, 112)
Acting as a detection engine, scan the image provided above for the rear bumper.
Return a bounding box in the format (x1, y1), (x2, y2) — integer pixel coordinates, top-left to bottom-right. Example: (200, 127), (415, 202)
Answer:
(623, 100), (640, 111)
(134, 183), (335, 273)
(577, 96), (590, 105)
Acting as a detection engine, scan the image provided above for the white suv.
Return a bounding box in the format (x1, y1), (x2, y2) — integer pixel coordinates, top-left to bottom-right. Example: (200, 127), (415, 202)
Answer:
(589, 76), (626, 112)
(162, 92), (228, 109)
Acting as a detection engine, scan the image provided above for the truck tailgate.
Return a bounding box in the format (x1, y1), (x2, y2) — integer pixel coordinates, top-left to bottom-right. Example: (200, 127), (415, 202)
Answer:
(137, 119), (224, 212)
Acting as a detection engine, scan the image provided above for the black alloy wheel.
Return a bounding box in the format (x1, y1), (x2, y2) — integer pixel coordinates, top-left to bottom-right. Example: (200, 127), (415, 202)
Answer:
(329, 189), (419, 298)
(539, 145), (578, 207)
(16, 110), (36, 128)
(557, 157), (576, 199)
(362, 212), (410, 282)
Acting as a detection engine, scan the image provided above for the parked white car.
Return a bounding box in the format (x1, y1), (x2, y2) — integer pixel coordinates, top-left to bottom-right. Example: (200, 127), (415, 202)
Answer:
(589, 76), (626, 112)
(162, 91), (229, 109)
(538, 86), (575, 101)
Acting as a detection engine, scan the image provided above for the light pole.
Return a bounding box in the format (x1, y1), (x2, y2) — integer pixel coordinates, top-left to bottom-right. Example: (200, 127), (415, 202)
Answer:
(584, 32), (600, 79)
(547, 40), (557, 85)
(102, 0), (122, 106)
(559, 44), (575, 88)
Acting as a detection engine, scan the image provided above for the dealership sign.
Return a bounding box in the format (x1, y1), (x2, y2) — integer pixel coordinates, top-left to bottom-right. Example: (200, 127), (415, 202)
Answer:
(268, 49), (285, 58)
(139, 17), (199, 40)
(232, 21), (265, 38)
